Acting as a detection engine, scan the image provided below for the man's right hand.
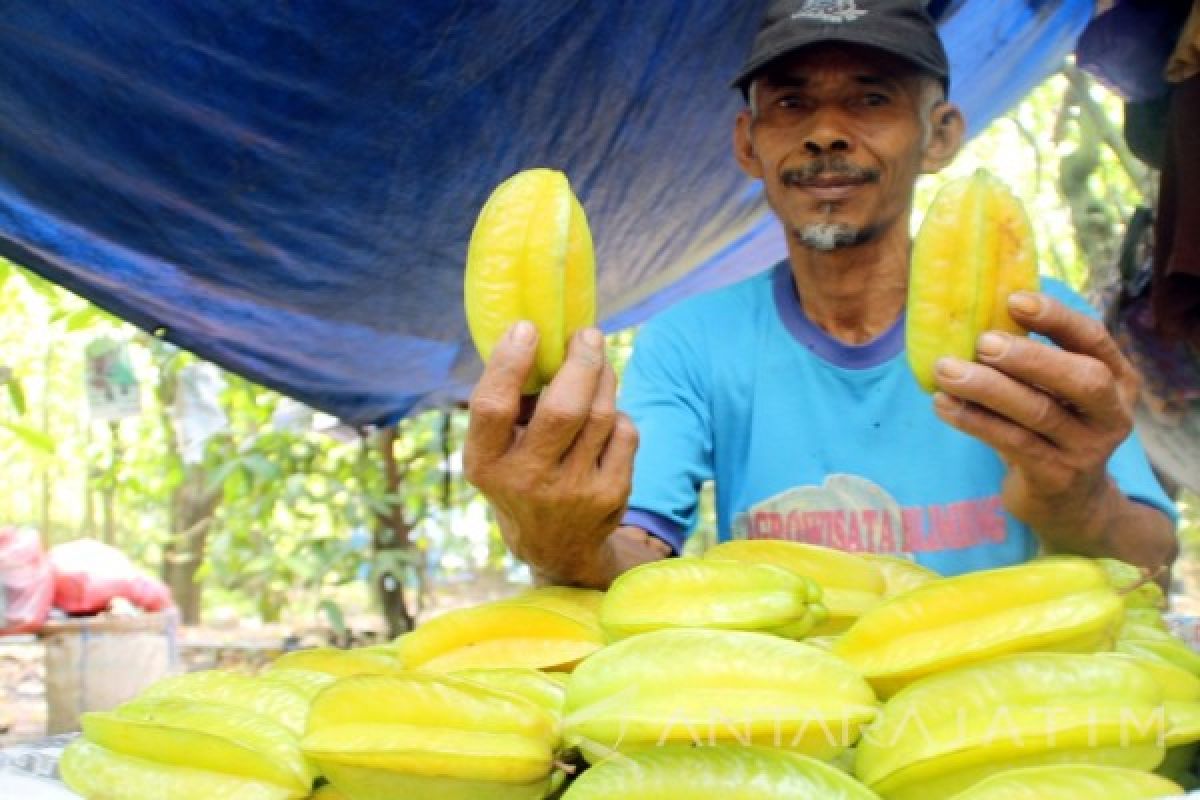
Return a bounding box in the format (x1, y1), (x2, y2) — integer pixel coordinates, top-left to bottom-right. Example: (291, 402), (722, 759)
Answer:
(463, 320), (641, 587)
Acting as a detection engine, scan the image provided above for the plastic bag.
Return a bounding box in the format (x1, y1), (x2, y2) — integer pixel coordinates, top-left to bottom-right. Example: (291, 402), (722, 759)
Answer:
(50, 538), (172, 615)
(0, 525), (54, 635)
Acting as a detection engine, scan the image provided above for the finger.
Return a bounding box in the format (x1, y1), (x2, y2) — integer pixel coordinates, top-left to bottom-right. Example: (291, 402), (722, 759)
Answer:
(1007, 292), (1138, 392)
(562, 363), (618, 472)
(970, 331), (1127, 429)
(599, 411), (639, 485)
(934, 357), (1085, 446)
(466, 320), (539, 463)
(933, 391), (1061, 476)
(520, 327), (608, 463)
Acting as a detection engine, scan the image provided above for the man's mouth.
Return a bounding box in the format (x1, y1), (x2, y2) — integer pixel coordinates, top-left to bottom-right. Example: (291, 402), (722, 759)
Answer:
(780, 159), (881, 194)
(802, 183), (864, 202)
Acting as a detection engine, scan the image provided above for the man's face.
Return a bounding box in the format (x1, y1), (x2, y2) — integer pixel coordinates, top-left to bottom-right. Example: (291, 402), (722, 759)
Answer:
(735, 44), (940, 252)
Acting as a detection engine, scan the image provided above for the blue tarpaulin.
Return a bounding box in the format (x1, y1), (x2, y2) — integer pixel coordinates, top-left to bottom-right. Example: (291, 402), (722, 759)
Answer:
(0, 1), (1094, 426)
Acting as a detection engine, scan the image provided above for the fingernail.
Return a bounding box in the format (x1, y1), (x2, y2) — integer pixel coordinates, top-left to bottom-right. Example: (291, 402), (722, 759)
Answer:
(509, 320), (536, 345)
(933, 392), (961, 414)
(581, 327), (604, 351)
(1009, 291), (1042, 317)
(936, 357), (968, 381)
(976, 332), (1007, 359)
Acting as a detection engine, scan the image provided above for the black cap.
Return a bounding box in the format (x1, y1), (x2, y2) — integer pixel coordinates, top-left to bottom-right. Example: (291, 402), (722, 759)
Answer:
(732, 0), (950, 93)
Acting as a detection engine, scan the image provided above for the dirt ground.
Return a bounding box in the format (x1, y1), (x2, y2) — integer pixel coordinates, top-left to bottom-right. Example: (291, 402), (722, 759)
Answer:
(0, 638), (44, 746)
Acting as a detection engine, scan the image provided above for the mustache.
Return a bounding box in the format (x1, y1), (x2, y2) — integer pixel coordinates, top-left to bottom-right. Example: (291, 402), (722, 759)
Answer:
(781, 159), (881, 187)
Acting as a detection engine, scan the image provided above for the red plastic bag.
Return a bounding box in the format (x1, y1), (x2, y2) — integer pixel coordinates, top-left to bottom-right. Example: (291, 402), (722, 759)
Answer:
(50, 538), (173, 615)
(0, 525), (54, 635)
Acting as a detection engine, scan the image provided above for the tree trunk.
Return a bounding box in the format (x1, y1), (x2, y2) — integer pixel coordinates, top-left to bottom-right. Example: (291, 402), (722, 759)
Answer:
(1060, 65), (1149, 293)
(162, 463), (221, 624)
(374, 426), (415, 638)
(38, 342), (53, 547)
(102, 420), (120, 545)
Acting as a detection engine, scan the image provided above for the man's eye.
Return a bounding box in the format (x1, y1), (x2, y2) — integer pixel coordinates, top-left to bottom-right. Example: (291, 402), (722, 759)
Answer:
(862, 92), (891, 107)
(775, 94), (807, 110)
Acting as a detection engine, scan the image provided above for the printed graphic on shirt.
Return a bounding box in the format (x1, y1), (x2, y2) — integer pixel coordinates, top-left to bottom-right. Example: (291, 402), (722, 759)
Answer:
(731, 474), (1007, 555)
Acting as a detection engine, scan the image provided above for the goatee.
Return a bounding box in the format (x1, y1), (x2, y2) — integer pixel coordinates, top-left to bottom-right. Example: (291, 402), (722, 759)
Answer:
(795, 222), (875, 251)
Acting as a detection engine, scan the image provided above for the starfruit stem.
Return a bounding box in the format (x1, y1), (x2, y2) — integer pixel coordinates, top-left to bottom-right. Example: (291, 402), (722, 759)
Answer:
(1117, 564), (1167, 606)
(555, 759), (579, 775)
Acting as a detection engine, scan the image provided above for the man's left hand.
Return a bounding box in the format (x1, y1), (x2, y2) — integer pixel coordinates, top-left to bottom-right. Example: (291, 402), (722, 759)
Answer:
(929, 290), (1153, 550)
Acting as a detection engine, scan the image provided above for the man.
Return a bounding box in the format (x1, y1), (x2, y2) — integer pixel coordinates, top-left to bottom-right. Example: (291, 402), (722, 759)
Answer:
(463, 0), (1178, 588)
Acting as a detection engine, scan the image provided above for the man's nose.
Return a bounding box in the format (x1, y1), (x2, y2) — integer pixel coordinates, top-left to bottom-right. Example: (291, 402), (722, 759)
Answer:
(803, 112), (853, 155)
(804, 134), (851, 156)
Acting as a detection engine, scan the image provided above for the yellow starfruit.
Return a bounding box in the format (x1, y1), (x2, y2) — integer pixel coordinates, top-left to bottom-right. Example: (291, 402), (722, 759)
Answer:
(942, 764), (1182, 800)
(906, 167), (1039, 393)
(855, 653), (1166, 799)
(80, 697), (314, 795)
(834, 557), (1124, 697)
(60, 739), (299, 800)
(600, 557), (820, 640)
(302, 673), (559, 800)
(705, 540), (884, 633)
(559, 745), (881, 799)
(464, 168), (595, 394)
(564, 628), (877, 762)
(397, 599), (605, 672)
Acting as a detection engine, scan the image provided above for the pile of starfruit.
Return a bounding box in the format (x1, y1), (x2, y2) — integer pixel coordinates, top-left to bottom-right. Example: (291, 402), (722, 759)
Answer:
(61, 547), (1199, 800)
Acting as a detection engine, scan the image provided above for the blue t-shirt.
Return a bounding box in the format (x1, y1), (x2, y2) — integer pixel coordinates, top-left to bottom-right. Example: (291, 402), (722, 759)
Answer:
(618, 261), (1177, 576)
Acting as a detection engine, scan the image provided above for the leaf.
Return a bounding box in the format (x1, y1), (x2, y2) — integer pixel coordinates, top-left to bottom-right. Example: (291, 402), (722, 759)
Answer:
(18, 268), (62, 302)
(0, 421), (56, 453)
(242, 454), (281, 483)
(5, 377), (25, 415)
(64, 307), (105, 332)
(203, 459), (242, 494)
(319, 599), (348, 641)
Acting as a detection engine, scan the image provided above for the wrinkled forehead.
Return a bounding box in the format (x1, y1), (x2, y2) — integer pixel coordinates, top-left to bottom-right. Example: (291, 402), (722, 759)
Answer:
(756, 43), (924, 89)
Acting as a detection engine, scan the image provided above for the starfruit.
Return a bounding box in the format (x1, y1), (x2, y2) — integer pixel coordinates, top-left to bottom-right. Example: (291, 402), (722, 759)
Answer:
(834, 557), (1124, 697)
(860, 553), (941, 598)
(855, 653), (1166, 800)
(262, 667), (338, 701)
(559, 745), (881, 799)
(450, 667), (568, 717)
(311, 785), (353, 800)
(600, 557), (821, 640)
(564, 628), (878, 762)
(1166, 701), (1200, 748)
(705, 540), (884, 634)
(267, 647), (404, 678)
(1099, 557), (1168, 610)
(1113, 652), (1200, 702)
(1099, 561), (1161, 609)
(508, 585), (605, 616)
(942, 765), (1182, 800)
(465, 168), (595, 394)
(79, 696), (314, 796)
(301, 673), (559, 800)
(1117, 622), (1200, 676)
(1126, 607), (1172, 630)
(60, 739), (300, 800)
(139, 669), (310, 735)
(906, 167), (1039, 392)
(397, 597), (605, 672)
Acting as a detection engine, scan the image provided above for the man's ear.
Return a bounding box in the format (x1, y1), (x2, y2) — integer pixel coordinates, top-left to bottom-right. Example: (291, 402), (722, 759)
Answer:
(920, 101), (966, 174)
(733, 109), (764, 179)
